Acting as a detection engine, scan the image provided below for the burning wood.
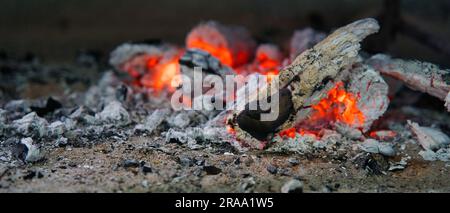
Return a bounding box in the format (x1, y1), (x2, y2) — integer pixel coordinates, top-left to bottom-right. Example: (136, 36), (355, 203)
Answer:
(186, 21), (257, 68)
(366, 54), (450, 111)
(227, 18), (381, 149)
(3, 12), (450, 193)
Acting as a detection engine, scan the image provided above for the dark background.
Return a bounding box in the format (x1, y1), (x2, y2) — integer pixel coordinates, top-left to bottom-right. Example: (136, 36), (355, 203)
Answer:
(1, 0), (450, 67)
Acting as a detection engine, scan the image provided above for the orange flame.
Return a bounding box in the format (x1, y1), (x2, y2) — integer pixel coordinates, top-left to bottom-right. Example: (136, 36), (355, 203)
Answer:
(278, 81), (365, 139)
(310, 81), (364, 127)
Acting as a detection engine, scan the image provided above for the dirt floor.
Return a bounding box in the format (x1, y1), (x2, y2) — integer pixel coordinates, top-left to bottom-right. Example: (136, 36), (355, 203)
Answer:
(2, 131), (450, 193)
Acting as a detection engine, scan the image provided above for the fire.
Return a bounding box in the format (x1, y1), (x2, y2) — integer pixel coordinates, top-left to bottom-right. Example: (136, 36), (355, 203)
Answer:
(226, 125), (236, 134)
(255, 53), (280, 82)
(279, 81), (365, 139)
(187, 39), (233, 67)
(141, 57), (181, 93)
(255, 52), (280, 73)
(308, 81), (364, 127)
(278, 127), (318, 139)
(279, 127), (296, 138)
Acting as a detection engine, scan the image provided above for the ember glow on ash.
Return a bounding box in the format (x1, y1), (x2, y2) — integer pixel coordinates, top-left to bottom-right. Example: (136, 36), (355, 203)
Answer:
(255, 52), (280, 74)
(310, 81), (364, 127)
(140, 56), (181, 93)
(187, 39), (233, 67)
(279, 81), (365, 138)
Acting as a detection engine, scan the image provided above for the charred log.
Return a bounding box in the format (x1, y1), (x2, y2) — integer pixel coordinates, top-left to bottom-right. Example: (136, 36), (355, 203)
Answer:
(227, 18), (380, 148)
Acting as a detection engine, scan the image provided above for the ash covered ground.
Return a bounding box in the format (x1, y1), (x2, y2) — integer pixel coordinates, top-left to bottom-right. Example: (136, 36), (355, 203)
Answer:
(1, 51), (450, 193)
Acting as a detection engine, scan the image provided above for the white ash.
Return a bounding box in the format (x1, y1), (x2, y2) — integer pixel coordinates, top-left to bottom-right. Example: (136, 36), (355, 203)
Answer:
(348, 65), (390, 132)
(17, 137), (44, 163)
(388, 156), (410, 171)
(96, 101), (131, 126)
(47, 121), (66, 137)
(419, 148), (450, 162)
(445, 92), (450, 112)
(0, 108), (6, 135)
(109, 43), (167, 70)
(83, 71), (122, 111)
(167, 110), (211, 129)
(335, 123), (364, 140)
(267, 130), (352, 155)
(0, 108), (6, 123)
(419, 150), (438, 161)
(69, 106), (96, 125)
(267, 134), (318, 154)
(55, 137), (68, 147)
(281, 179), (303, 193)
(168, 112), (191, 129)
(12, 112), (48, 138)
(407, 120), (450, 151)
(435, 149), (450, 161)
(63, 118), (77, 131)
(165, 126), (230, 145)
(359, 139), (396, 157)
(134, 108), (170, 134)
(165, 128), (196, 145)
(4, 100), (31, 113)
(4, 100), (31, 119)
(366, 54), (450, 111)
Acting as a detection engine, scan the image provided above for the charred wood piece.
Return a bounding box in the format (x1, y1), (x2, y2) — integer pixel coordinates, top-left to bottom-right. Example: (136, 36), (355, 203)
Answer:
(227, 18), (380, 149)
(366, 54), (450, 111)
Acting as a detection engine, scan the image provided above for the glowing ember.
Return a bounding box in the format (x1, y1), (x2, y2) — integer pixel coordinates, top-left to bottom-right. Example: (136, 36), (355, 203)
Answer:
(255, 53), (280, 74)
(278, 127), (318, 139)
(309, 81), (364, 127)
(226, 125), (236, 134)
(369, 130), (397, 141)
(140, 57), (181, 93)
(279, 81), (365, 139)
(279, 127), (296, 138)
(187, 39), (233, 67)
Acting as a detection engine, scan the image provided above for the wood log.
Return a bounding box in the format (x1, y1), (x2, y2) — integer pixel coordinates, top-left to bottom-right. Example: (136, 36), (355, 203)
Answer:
(227, 18), (380, 149)
(366, 54), (450, 111)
